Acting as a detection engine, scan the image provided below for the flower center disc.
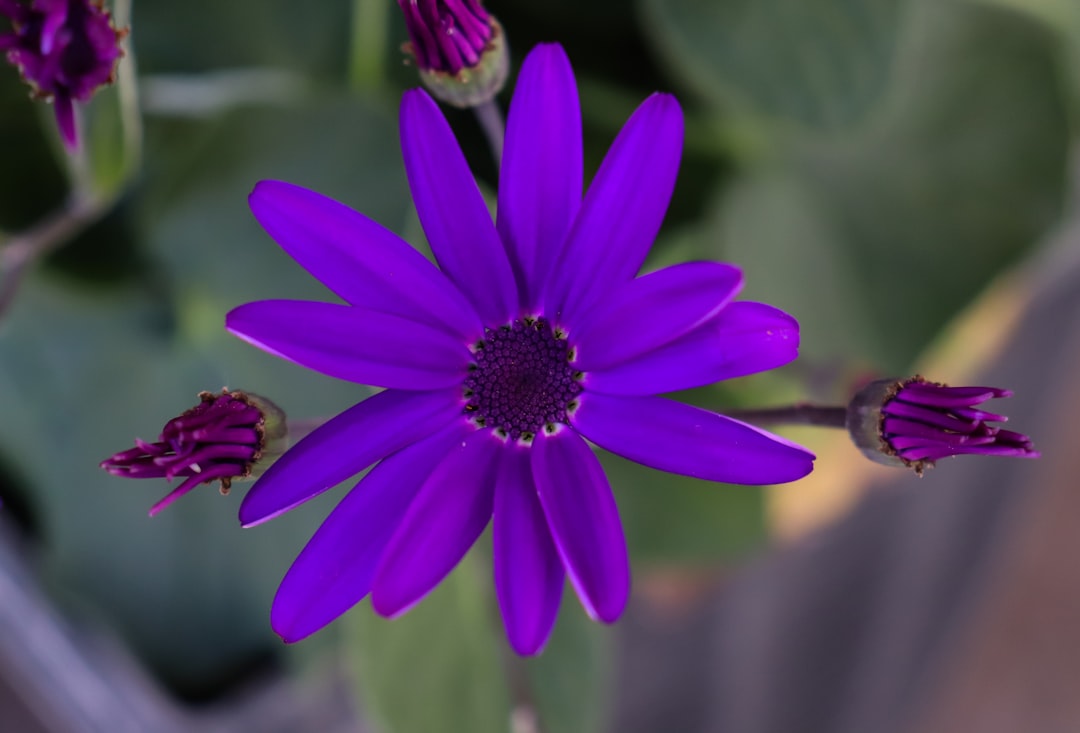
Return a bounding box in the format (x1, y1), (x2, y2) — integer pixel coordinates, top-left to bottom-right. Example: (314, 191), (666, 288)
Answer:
(464, 317), (582, 442)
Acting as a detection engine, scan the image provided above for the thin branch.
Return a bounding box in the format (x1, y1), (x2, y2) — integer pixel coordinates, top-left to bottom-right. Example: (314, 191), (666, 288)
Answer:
(0, 191), (109, 319)
(725, 403), (849, 429)
(500, 640), (547, 733)
(473, 99), (505, 167)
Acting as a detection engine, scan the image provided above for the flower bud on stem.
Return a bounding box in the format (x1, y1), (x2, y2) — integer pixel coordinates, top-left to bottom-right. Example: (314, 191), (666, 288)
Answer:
(727, 375), (1038, 474)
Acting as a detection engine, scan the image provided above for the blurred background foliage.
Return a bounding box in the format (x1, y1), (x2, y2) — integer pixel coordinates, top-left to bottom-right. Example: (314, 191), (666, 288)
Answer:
(0, 0), (1075, 730)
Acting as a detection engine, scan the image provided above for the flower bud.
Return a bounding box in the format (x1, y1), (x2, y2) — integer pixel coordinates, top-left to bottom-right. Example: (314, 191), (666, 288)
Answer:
(0, 0), (125, 149)
(100, 389), (287, 516)
(397, 0), (508, 108)
(846, 376), (1039, 475)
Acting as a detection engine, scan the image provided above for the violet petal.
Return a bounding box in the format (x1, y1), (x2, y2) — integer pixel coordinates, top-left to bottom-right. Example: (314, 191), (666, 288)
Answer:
(493, 444), (565, 655)
(248, 180), (482, 341)
(270, 425), (464, 643)
(585, 302), (799, 396)
(226, 299), (470, 389)
(572, 393), (815, 484)
(370, 428), (499, 617)
(496, 43), (582, 308)
(239, 388), (462, 526)
(571, 261), (743, 370)
(400, 89), (518, 324)
(532, 427), (629, 623)
(542, 93), (683, 326)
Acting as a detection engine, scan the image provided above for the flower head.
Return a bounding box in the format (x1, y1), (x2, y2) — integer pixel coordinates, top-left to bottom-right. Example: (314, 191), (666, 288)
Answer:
(846, 376), (1039, 474)
(100, 390), (287, 516)
(226, 44), (814, 655)
(396, 0), (507, 107)
(0, 0), (123, 148)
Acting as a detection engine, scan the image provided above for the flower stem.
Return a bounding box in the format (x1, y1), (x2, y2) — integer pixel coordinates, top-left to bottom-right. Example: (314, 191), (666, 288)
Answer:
(0, 190), (109, 320)
(500, 639), (547, 733)
(474, 99), (505, 166)
(725, 403), (848, 429)
(348, 0), (388, 92)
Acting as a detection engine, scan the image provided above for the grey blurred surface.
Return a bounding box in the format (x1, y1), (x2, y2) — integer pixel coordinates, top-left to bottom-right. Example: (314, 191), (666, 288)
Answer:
(0, 520), (364, 733)
(610, 185), (1080, 733)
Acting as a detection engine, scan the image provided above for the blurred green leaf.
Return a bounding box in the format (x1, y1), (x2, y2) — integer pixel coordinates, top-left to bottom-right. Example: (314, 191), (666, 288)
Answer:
(0, 92), (413, 692)
(640, 0), (905, 135)
(977, 0), (1080, 115)
(84, 83), (131, 198)
(133, 0), (351, 80)
(526, 593), (614, 733)
(601, 450), (767, 564)
(0, 276), (336, 694)
(139, 95), (411, 308)
(348, 554), (512, 733)
(709, 0), (1068, 370)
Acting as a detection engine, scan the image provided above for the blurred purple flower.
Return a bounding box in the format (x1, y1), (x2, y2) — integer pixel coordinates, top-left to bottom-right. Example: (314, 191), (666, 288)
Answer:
(847, 376), (1039, 474)
(227, 43), (814, 655)
(0, 0), (123, 149)
(101, 390), (287, 517)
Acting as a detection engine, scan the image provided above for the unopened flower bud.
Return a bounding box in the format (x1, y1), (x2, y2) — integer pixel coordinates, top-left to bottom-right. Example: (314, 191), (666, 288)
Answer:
(846, 376), (1039, 475)
(100, 389), (287, 516)
(0, 0), (125, 149)
(397, 0), (508, 108)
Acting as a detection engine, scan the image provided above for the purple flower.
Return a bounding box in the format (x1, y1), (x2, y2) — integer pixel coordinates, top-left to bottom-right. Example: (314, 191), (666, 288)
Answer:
(0, 0), (123, 149)
(397, 0), (507, 107)
(847, 376), (1039, 474)
(100, 390), (287, 517)
(226, 44), (814, 655)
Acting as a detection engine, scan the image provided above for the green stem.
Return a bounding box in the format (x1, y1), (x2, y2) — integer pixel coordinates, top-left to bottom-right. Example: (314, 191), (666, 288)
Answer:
(348, 0), (389, 92)
(474, 99), (505, 167)
(112, 0), (143, 179)
(0, 190), (109, 320)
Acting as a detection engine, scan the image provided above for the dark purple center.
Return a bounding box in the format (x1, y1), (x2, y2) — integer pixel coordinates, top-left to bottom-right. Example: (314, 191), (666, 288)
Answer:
(463, 317), (582, 442)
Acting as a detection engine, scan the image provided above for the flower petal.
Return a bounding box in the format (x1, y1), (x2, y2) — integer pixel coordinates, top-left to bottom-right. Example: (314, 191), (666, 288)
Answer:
(226, 299), (470, 389)
(543, 93), (683, 326)
(571, 261), (743, 370)
(497, 43), (582, 308)
(532, 427), (628, 623)
(585, 302), (800, 395)
(371, 428), (500, 616)
(249, 180), (482, 341)
(493, 445), (564, 655)
(238, 388), (463, 527)
(270, 425), (463, 642)
(572, 393), (815, 484)
(400, 89), (518, 324)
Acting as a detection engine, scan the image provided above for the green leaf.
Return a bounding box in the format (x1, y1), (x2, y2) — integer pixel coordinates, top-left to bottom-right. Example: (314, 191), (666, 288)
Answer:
(348, 554), (512, 733)
(639, 0), (906, 134)
(600, 450), (767, 564)
(138, 94), (412, 310)
(0, 93), (413, 692)
(0, 276), (346, 693)
(526, 594), (614, 733)
(710, 0), (1069, 371)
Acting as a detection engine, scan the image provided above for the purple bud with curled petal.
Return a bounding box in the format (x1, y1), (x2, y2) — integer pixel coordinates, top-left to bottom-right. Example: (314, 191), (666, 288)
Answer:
(846, 375), (1039, 475)
(396, 0), (508, 108)
(0, 0), (125, 149)
(101, 389), (288, 516)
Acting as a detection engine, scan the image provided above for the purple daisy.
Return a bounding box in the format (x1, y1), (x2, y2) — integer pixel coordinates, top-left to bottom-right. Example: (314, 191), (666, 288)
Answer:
(226, 43), (815, 655)
(0, 0), (123, 149)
